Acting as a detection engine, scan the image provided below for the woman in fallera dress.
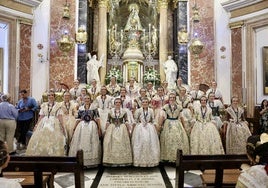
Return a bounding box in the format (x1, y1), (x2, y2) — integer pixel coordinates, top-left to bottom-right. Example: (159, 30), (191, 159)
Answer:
(224, 96), (251, 154)
(102, 98), (132, 166)
(132, 97), (160, 167)
(190, 96), (224, 155)
(26, 91), (66, 156)
(69, 95), (102, 167)
(60, 91), (78, 145)
(160, 93), (190, 161)
(178, 87), (194, 138)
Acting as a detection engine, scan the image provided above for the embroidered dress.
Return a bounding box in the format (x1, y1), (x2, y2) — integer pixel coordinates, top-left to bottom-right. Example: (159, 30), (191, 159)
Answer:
(88, 86), (100, 101)
(225, 106), (251, 154)
(26, 102), (66, 156)
(132, 108), (160, 167)
(160, 104), (190, 162)
(207, 100), (223, 131)
(178, 95), (193, 137)
(189, 90), (204, 109)
(236, 165), (268, 188)
(106, 84), (121, 97)
(126, 84), (140, 100)
(151, 94), (169, 127)
(60, 101), (77, 144)
(69, 107), (101, 167)
(92, 95), (113, 134)
(103, 108), (132, 166)
(190, 106), (224, 155)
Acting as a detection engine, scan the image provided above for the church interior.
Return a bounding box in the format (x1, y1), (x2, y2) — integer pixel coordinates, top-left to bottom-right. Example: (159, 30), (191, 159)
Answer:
(1, 0), (268, 187)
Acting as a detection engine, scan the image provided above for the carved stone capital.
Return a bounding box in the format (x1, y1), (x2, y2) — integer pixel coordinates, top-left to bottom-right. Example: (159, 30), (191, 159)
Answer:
(98, 0), (109, 8)
(158, 0), (169, 9)
(229, 21), (244, 29)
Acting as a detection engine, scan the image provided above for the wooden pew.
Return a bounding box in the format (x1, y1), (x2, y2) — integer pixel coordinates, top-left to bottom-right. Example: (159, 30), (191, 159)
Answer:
(175, 150), (250, 188)
(3, 150), (84, 188)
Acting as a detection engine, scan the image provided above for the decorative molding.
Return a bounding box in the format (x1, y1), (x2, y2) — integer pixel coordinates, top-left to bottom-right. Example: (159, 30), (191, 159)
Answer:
(221, 0), (263, 12)
(14, 0), (42, 7)
(0, 6), (33, 20)
(229, 21), (244, 29)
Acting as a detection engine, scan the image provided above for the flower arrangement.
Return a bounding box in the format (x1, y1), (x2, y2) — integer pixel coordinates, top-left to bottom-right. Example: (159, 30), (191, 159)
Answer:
(105, 67), (123, 84)
(143, 68), (161, 86)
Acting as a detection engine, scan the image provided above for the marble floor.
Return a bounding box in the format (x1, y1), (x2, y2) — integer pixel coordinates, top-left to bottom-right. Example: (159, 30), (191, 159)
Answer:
(52, 165), (203, 188)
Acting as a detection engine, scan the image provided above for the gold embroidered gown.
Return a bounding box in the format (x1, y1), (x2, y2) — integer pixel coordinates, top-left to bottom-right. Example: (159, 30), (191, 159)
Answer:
(190, 106), (224, 155)
(69, 106), (101, 167)
(132, 107), (160, 167)
(160, 104), (190, 162)
(26, 102), (66, 156)
(225, 106), (251, 154)
(60, 101), (77, 144)
(103, 108), (132, 166)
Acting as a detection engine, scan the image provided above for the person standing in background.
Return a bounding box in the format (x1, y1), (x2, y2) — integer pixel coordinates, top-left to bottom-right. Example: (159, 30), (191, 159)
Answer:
(16, 90), (38, 150)
(0, 94), (18, 153)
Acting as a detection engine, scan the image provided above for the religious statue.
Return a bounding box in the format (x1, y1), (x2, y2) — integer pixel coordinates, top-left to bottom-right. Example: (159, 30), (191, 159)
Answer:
(163, 56), (178, 89)
(124, 3), (143, 32)
(86, 53), (104, 85)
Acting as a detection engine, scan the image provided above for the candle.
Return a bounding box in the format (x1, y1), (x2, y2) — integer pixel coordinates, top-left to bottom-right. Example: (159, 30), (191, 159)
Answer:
(120, 29), (123, 51)
(148, 24), (151, 53)
(114, 24), (117, 41)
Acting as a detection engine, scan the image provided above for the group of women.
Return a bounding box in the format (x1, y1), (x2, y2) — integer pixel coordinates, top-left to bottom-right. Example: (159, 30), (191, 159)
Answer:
(24, 79), (253, 168)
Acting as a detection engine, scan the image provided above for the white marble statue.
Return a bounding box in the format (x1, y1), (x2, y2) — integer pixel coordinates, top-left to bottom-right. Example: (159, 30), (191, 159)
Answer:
(86, 53), (104, 85)
(163, 56), (178, 89)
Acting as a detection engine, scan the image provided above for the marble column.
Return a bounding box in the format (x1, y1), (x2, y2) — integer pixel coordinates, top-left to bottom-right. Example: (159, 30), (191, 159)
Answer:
(98, 0), (108, 84)
(158, 0), (169, 82)
(77, 0), (90, 84)
(19, 22), (32, 93)
(176, 0), (188, 84)
(230, 22), (243, 101)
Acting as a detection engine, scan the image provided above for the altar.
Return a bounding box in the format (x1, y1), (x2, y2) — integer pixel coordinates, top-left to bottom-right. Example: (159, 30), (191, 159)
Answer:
(106, 3), (159, 85)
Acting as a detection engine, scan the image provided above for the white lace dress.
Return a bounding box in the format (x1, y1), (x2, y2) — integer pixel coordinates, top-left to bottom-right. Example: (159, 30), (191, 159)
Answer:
(132, 108), (160, 167)
(68, 107), (101, 167)
(103, 108), (132, 166)
(26, 102), (66, 156)
(160, 104), (189, 162)
(225, 106), (252, 154)
(190, 106), (224, 155)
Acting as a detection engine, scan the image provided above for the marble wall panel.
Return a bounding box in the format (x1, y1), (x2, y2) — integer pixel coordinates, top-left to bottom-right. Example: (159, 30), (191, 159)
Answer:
(50, 0), (76, 89)
(19, 23), (32, 94)
(189, 0), (215, 86)
(231, 27), (242, 100)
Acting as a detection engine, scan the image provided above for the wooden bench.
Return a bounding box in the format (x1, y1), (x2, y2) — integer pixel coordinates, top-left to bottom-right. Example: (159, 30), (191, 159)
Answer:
(3, 150), (85, 188)
(201, 169), (241, 187)
(175, 150), (250, 188)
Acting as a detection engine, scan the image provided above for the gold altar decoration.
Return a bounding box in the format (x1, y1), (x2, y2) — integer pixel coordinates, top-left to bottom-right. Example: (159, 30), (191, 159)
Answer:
(188, 3), (204, 57)
(62, 1), (70, 19)
(189, 38), (204, 58)
(192, 4), (200, 23)
(57, 32), (74, 54)
(127, 61), (139, 81)
(178, 27), (189, 45)
(76, 26), (88, 44)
